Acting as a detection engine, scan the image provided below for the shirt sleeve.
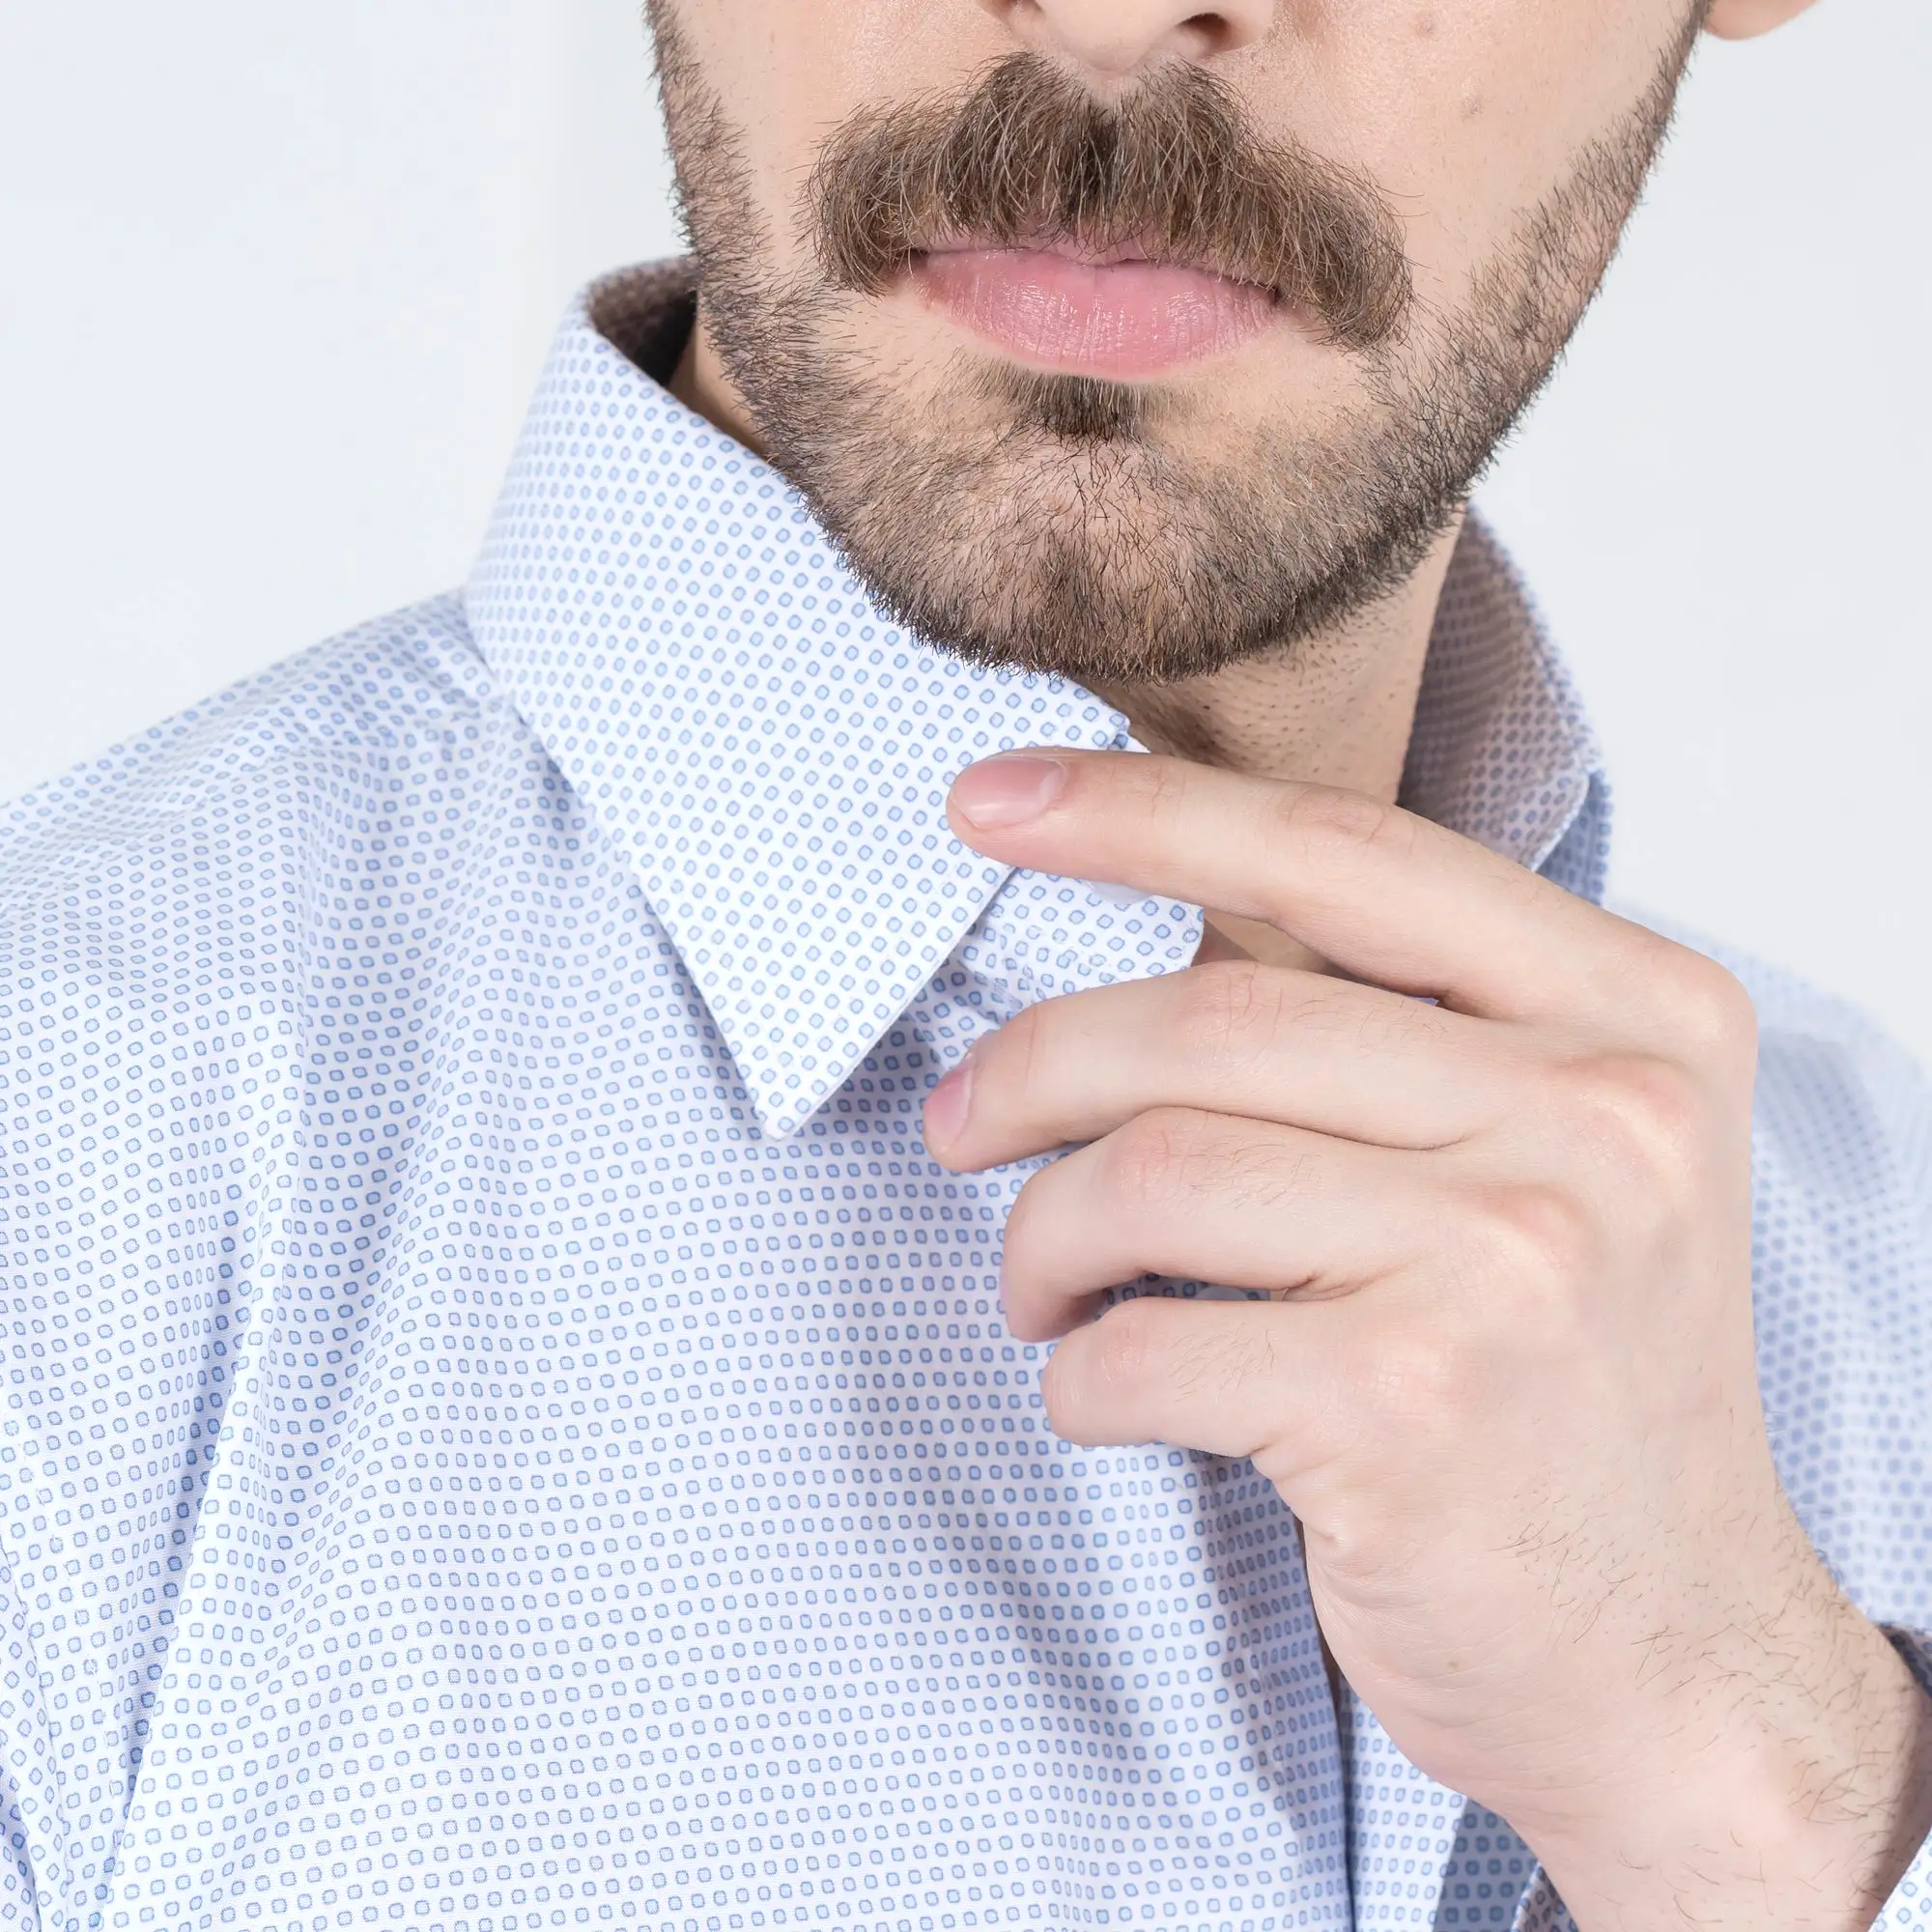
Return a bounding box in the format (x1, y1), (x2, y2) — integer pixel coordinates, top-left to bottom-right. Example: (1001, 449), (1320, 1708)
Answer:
(1509, 1629), (1932, 1932)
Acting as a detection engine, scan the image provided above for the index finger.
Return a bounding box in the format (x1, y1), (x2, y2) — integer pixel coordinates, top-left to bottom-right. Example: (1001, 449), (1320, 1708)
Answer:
(948, 750), (1676, 1027)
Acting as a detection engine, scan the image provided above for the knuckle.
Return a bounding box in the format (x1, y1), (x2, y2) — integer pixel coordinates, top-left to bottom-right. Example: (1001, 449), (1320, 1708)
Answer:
(1554, 1047), (1719, 1187)
(1142, 755), (1199, 812)
(1041, 1298), (1163, 1434)
(1269, 783), (1415, 884)
(1099, 1108), (1213, 1213)
(1348, 1319), (1487, 1436)
(1690, 963), (1758, 1066)
(1637, 938), (1760, 1070)
(1090, 1296), (1166, 1395)
(1102, 1110), (1302, 1222)
(1049, 1298), (1289, 1450)
(1345, 983), (1453, 1062)
(1176, 963), (1444, 1076)
(1459, 1179), (1599, 1302)
(1175, 959), (1285, 1069)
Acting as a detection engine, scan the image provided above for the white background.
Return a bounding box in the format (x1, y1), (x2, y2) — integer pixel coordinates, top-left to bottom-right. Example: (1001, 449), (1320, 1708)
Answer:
(2, 3), (1927, 1054)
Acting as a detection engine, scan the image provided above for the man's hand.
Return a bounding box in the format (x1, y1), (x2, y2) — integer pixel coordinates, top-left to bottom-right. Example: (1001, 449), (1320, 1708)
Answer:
(924, 750), (1932, 1932)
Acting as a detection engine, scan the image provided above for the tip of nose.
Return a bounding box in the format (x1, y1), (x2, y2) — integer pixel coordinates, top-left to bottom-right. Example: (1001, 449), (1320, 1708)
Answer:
(993, 2), (1272, 79)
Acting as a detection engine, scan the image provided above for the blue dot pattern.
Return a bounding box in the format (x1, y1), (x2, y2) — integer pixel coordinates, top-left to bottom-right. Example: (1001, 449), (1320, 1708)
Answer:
(0, 260), (1926, 1932)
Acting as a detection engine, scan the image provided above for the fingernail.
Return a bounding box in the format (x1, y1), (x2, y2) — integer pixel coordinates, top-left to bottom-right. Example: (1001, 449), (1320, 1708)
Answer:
(952, 754), (1067, 830)
(923, 1059), (975, 1151)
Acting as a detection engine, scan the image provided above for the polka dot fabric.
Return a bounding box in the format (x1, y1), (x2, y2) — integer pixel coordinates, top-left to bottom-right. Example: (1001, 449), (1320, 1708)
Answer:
(0, 262), (1928, 1932)
(467, 280), (1163, 1143)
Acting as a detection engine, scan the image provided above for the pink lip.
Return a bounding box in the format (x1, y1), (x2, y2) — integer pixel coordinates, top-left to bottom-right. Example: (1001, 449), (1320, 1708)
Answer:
(909, 247), (1280, 379)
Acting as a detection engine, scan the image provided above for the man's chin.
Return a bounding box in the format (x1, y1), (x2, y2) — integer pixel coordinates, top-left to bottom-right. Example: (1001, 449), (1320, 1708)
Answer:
(808, 412), (1465, 690)
(824, 516), (1300, 688)
(718, 301), (1460, 691)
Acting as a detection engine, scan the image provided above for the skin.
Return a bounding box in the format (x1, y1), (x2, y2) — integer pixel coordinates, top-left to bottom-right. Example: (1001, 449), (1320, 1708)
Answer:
(656, 0), (1932, 1924)
(666, 0), (1814, 957)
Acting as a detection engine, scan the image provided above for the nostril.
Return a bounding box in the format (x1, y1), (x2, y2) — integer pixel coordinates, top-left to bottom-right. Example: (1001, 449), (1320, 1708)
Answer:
(992, 0), (1277, 73)
(1181, 13), (1239, 55)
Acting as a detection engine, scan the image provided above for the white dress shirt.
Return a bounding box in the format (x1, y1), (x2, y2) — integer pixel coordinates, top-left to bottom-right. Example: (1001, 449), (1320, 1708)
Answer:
(2, 260), (1930, 1932)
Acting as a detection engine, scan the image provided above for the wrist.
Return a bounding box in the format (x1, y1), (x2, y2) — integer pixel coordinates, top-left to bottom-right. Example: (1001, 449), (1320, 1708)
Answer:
(1526, 1604), (1932, 1931)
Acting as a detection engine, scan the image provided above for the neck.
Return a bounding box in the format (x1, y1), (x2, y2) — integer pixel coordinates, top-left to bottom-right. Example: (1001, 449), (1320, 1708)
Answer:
(670, 314), (1459, 970)
(1083, 541), (1454, 799)
(1086, 541), (1455, 969)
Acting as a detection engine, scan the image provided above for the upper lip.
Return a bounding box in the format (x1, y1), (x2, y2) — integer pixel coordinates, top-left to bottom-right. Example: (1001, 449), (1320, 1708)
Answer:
(915, 235), (1261, 283)
(1026, 238), (1155, 268)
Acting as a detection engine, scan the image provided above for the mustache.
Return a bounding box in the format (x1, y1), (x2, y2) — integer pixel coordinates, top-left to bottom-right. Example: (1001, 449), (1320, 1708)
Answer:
(809, 54), (1413, 354)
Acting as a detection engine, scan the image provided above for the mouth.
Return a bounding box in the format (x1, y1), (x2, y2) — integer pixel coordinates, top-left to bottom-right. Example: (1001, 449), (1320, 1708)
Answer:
(906, 242), (1284, 380)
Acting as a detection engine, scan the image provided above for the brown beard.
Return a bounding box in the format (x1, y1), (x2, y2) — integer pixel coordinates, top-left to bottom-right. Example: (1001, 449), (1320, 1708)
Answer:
(647, 14), (1699, 687)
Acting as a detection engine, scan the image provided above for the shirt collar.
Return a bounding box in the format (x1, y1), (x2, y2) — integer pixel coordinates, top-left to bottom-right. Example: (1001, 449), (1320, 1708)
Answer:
(1398, 513), (1611, 903)
(466, 262), (1609, 1134)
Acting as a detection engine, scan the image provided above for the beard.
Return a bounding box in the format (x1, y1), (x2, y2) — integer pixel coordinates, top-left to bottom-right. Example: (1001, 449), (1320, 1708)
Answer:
(646, 17), (1698, 688)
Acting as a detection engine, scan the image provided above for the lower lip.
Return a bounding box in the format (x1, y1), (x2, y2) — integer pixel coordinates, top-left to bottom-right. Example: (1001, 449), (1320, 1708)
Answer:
(909, 248), (1280, 379)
